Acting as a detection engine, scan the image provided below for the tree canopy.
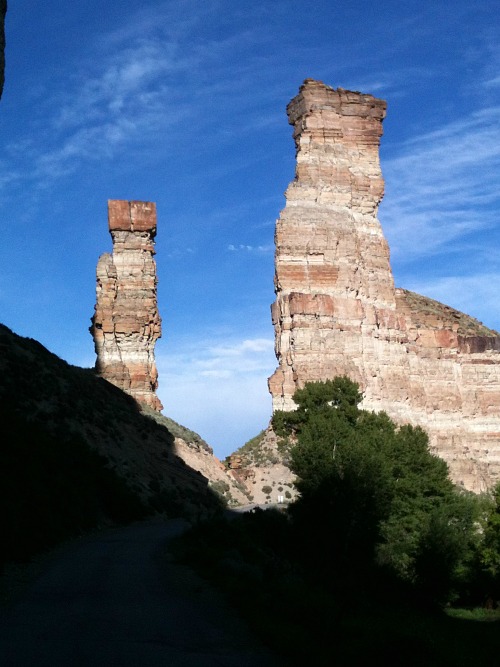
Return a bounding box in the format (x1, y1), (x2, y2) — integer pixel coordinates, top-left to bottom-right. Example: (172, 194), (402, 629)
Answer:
(272, 377), (483, 604)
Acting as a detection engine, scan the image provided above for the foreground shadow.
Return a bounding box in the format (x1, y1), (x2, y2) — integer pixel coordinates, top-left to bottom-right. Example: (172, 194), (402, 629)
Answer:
(0, 323), (224, 568)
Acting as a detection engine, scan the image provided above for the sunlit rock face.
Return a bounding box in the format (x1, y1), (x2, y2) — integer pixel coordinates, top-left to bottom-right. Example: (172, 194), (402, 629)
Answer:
(90, 200), (163, 411)
(269, 79), (500, 492)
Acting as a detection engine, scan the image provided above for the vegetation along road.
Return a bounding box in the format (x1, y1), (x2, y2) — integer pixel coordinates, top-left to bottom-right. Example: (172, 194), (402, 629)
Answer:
(0, 519), (280, 666)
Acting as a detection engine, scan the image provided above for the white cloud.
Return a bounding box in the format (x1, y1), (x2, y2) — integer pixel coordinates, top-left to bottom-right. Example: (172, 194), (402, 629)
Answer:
(484, 76), (500, 88)
(345, 65), (440, 99)
(156, 334), (276, 457)
(3, 6), (289, 194)
(381, 106), (500, 261)
(4, 5), (232, 191)
(3, 41), (194, 188)
(166, 247), (196, 260)
(159, 371), (273, 460)
(160, 336), (274, 377)
(227, 243), (273, 253)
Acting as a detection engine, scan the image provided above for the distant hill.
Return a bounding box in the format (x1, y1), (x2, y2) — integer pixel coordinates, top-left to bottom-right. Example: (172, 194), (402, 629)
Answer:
(227, 428), (299, 506)
(0, 323), (247, 565)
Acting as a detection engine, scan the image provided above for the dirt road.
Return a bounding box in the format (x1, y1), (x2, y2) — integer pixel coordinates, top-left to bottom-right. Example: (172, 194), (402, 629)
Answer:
(0, 519), (280, 666)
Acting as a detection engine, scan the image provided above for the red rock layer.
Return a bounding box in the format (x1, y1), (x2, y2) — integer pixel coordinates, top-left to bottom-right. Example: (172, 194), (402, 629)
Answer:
(90, 200), (163, 411)
(269, 79), (500, 492)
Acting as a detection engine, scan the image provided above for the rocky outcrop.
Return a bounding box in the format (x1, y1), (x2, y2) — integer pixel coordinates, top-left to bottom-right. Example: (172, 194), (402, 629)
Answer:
(139, 408), (250, 507)
(90, 200), (163, 411)
(227, 428), (299, 505)
(269, 79), (500, 492)
(172, 437), (249, 506)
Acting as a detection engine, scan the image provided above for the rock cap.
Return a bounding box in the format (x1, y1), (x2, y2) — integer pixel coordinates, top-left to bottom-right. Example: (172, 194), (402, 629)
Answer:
(108, 200), (157, 233)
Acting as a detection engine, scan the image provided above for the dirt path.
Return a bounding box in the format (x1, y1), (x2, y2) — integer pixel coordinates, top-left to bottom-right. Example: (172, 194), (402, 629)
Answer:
(0, 519), (280, 666)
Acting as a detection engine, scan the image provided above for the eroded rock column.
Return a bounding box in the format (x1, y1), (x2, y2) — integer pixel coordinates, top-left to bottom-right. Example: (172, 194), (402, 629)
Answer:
(90, 200), (163, 411)
(269, 79), (392, 410)
(268, 79), (500, 492)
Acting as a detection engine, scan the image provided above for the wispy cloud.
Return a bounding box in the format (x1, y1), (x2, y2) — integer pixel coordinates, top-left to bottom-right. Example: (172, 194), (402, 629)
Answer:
(51, 41), (187, 131)
(156, 335), (276, 455)
(344, 66), (442, 99)
(166, 247), (195, 260)
(483, 75), (500, 89)
(228, 243), (273, 253)
(381, 105), (500, 262)
(3, 2), (279, 192)
(2, 38), (196, 191)
(160, 336), (275, 380)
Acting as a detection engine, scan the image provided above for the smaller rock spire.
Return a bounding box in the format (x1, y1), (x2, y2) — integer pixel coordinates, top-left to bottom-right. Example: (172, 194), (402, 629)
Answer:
(90, 200), (163, 411)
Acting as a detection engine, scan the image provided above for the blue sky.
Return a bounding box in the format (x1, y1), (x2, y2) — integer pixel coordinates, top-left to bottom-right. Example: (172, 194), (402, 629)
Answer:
(1, 1), (499, 458)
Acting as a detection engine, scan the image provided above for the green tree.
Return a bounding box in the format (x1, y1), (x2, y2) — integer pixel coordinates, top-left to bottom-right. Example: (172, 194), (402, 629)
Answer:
(479, 482), (500, 598)
(272, 378), (477, 604)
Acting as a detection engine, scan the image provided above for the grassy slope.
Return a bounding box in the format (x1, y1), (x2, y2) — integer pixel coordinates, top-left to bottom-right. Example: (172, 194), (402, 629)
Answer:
(230, 430), (267, 465)
(397, 289), (500, 336)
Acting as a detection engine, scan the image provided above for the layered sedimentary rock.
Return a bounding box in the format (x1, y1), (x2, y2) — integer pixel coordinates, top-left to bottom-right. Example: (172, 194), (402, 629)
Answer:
(90, 200), (163, 411)
(269, 79), (500, 492)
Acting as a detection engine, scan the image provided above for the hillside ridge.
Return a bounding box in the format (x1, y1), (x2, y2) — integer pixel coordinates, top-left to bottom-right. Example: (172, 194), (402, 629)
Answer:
(0, 323), (249, 517)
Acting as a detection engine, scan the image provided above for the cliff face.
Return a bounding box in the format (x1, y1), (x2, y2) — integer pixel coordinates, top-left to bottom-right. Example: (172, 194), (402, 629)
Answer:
(269, 79), (500, 492)
(90, 200), (163, 411)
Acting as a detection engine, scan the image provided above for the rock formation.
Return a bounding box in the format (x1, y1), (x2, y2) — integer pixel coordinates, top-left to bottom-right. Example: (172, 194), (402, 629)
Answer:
(269, 79), (500, 492)
(227, 428), (299, 505)
(90, 200), (163, 411)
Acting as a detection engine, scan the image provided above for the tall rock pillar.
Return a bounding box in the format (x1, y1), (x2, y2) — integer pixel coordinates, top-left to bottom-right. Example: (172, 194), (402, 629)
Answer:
(268, 79), (500, 492)
(269, 79), (392, 411)
(90, 200), (163, 411)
